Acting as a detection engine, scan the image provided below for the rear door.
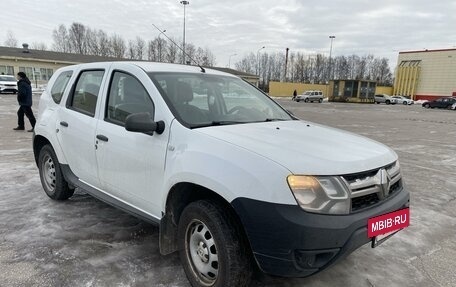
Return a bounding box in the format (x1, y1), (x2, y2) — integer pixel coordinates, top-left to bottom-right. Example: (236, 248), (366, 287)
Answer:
(56, 66), (108, 187)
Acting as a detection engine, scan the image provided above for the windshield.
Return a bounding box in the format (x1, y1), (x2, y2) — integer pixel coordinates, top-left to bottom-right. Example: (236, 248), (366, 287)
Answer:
(148, 72), (293, 128)
(0, 76), (16, 82)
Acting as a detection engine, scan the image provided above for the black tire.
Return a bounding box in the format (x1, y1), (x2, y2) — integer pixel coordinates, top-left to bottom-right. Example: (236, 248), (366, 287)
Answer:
(403, 101), (407, 105)
(296, 99), (300, 102)
(375, 101), (380, 104)
(385, 100), (390, 105)
(178, 200), (251, 287)
(304, 98), (309, 103)
(423, 103), (430, 109)
(38, 144), (74, 200)
(319, 98), (323, 103)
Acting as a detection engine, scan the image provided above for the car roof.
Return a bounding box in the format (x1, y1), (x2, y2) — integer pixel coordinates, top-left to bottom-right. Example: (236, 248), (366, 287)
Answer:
(59, 61), (239, 78)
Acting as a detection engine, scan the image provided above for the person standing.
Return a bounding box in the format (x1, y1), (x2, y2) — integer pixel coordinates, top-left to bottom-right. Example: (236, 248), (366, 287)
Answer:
(292, 89), (297, 101)
(13, 72), (36, 132)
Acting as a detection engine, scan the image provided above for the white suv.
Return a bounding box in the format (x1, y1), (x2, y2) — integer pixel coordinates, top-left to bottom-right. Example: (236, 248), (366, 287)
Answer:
(0, 75), (18, 94)
(33, 62), (409, 287)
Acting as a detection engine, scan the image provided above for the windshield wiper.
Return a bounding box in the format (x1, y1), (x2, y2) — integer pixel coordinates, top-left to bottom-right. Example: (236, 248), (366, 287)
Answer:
(190, 121), (247, 128)
(264, 118), (287, 122)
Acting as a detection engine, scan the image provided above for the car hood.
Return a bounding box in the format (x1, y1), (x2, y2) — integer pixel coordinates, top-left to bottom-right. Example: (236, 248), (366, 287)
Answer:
(0, 81), (16, 85)
(196, 120), (397, 175)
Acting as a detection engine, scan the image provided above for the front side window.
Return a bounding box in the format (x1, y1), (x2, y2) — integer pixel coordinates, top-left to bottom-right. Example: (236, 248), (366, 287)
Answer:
(69, 70), (104, 116)
(149, 72), (292, 128)
(106, 71), (154, 125)
(51, 71), (73, 104)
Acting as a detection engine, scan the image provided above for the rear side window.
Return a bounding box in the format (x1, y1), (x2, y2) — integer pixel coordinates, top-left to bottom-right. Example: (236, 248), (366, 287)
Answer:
(51, 71), (73, 104)
(69, 70), (104, 116)
(106, 71), (154, 125)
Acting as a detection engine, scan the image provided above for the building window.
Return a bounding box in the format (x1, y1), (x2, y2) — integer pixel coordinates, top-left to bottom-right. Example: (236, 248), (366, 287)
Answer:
(0, 65), (14, 75)
(40, 68), (53, 81)
(19, 67), (53, 81)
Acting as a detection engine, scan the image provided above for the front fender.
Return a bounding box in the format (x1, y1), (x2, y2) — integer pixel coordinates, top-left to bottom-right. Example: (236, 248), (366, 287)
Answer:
(162, 122), (297, 211)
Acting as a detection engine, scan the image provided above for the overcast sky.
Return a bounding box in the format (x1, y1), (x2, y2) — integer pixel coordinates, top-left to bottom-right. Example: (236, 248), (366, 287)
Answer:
(1, 0), (455, 68)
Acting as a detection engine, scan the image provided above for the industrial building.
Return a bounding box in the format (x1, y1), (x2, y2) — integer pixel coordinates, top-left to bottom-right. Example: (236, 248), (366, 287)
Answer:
(394, 48), (456, 100)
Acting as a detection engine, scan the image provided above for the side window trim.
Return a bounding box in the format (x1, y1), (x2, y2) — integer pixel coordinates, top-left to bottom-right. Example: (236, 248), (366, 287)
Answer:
(66, 69), (105, 117)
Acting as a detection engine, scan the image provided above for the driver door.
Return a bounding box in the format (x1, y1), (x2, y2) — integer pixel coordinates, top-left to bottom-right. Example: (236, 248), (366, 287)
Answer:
(95, 67), (168, 217)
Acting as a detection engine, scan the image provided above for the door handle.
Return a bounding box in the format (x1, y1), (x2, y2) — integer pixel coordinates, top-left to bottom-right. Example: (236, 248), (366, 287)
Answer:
(60, 121), (68, 127)
(96, 134), (109, 142)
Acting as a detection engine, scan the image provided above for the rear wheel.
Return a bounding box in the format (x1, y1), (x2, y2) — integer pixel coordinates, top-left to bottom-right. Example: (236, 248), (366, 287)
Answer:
(38, 145), (74, 200)
(178, 200), (251, 287)
(304, 98), (309, 103)
(386, 100), (390, 105)
(319, 98), (323, 103)
(403, 101), (407, 105)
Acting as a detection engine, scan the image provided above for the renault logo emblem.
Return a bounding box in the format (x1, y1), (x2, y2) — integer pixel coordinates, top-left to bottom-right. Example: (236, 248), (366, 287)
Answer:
(379, 169), (391, 197)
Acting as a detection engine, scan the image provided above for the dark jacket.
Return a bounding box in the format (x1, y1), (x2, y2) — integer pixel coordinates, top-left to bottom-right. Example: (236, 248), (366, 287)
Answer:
(17, 78), (33, 106)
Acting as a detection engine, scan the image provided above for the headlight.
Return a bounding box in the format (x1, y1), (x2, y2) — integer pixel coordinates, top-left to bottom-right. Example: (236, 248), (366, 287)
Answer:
(287, 175), (350, 214)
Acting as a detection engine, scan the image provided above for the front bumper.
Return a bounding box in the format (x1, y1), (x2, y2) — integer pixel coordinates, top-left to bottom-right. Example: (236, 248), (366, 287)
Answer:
(0, 86), (17, 93)
(231, 188), (409, 277)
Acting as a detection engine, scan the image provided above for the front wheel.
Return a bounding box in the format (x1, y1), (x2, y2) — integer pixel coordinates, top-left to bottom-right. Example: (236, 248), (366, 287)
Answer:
(178, 200), (252, 287)
(319, 98), (323, 103)
(38, 144), (74, 200)
(304, 98), (309, 103)
(385, 100), (390, 105)
(403, 101), (407, 105)
(423, 103), (430, 109)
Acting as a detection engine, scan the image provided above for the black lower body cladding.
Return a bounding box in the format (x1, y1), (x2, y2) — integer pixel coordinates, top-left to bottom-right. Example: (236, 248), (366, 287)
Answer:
(231, 189), (410, 277)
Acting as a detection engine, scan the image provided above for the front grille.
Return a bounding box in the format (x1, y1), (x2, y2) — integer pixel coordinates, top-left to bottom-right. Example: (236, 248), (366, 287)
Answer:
(342, 161), (402, 213)
(352, 193), (380, 211)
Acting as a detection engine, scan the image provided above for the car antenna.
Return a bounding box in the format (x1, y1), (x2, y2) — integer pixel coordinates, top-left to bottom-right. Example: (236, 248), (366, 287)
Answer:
(152, 24), (205, 73)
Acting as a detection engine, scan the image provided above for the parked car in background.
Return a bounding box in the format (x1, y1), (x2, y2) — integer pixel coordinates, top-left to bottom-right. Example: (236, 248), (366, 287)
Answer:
(392, 96), (414, 105)
(294, 90), (324, 103)
(450, 102), (456, 110)
(422, 97), (456, 109)
(0, 75), (17, 94)
(374, 94), (397, 105)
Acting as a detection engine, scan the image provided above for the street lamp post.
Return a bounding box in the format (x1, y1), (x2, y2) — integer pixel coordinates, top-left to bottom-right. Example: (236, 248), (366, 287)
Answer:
(228, 53), (237, 68)
(327, 35), (335, 97)
(256, 46), (265, 88)
(180, 1), (189, 64)
(158, 29), (166, 62)
(328, 35), (335, 81)
(256, 46), (265, 75)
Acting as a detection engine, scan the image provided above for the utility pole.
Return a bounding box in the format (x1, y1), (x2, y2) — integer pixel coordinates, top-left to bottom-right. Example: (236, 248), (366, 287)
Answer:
(284, 47), (289, 82)
(180, 1), (189, 64)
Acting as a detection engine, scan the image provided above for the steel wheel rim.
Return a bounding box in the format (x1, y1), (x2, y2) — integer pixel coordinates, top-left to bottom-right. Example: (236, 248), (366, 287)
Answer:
(185, 219), (219, 286)
(41, 154), (56, 192)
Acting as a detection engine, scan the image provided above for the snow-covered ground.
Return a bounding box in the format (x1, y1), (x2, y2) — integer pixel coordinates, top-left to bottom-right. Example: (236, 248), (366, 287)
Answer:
(1, 95), (456, 286)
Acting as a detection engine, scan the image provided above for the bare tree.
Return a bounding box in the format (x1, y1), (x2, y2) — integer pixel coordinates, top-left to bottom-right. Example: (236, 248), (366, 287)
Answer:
(69, 22), (87, 54)
(31, 42), (48, 50)
(97, 30), (111, 57)
(165, 39), (179, 63)
(4, 30), (18, 47)
(134, 36), (146, 60)
(147, 39), (158, 61)
(52, 24), (70, 52)
(85, 28), (100, 56)
(110, 34), (126, 58)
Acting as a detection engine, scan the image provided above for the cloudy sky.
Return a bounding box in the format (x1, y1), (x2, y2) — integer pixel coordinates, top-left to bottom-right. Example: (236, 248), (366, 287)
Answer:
(1, 0), (455, 68)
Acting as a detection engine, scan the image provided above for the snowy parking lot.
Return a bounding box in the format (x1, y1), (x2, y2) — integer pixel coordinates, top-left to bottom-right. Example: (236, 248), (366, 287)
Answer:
(1, 93), (455, 287)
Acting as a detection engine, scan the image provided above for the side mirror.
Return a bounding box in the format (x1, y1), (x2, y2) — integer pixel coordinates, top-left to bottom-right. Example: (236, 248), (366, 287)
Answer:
(125, 112), (165, 135)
